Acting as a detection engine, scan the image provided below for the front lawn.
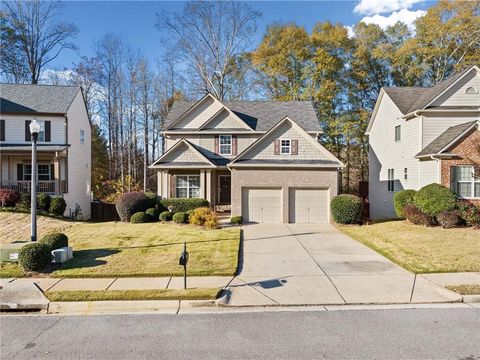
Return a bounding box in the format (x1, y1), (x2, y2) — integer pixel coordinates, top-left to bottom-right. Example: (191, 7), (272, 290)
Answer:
(446, 284), (480, 295)
(0, 216), (240, 278)
(338, 221), (480, 273)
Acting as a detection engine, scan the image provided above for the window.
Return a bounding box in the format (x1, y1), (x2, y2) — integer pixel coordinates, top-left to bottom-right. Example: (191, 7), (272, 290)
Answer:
(219, 135), (232, 155)
(80, 129), (85, 144)
(281, 139), (291, 154)
(451, 165), (480, 198)
(395, 125), (401, 142)
(0, 119), (5, 141)
(388, 169), (395, 192)
(404, 168), (408, 180)
(21, 164), (51, 181)
(176, 175), (200, 198)
(465, 87), (478, 94)
(38, 165), (51, 181)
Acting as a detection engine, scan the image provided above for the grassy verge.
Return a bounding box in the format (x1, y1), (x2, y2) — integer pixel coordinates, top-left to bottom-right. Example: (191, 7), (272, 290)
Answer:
(0, 263), (25, 278)
(337, 221), (480, 273)
(446, 284), (480, 295)
(45, 288), (221, 302)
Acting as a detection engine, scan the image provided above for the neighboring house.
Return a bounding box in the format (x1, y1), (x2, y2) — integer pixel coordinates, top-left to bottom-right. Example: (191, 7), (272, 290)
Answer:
(0, 84), (92, 219)
(150, 94), (343, 223)
(367, 65), (480, 219)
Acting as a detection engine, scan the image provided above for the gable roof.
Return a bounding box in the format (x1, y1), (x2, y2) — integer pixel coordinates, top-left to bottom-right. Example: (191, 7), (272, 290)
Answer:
(416, 121), (478, 157)
(382, 87), (428, 114)
(164, 99), (321, 132)
(150, 138), (216, 168)
(229, 116), (343, 168)
(0, 83), (80, 114)
(197, 106), (253, 131)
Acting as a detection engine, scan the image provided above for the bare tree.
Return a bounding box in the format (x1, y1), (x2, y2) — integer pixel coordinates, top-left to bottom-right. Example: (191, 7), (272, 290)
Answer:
(2, 0), (78, 84)
(138, 58), (151, 191)
(156, 1), (260, 100)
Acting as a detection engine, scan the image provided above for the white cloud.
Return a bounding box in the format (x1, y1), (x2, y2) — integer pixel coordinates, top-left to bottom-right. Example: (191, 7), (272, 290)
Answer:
(354, 0), (423, 15)
(360, 8), (426, 30)
(345, 25), (356, 39)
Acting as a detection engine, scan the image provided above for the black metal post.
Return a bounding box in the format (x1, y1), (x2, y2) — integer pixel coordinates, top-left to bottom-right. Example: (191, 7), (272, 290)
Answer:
(31, 132), (38, 242)
(183, 242), (187, 290)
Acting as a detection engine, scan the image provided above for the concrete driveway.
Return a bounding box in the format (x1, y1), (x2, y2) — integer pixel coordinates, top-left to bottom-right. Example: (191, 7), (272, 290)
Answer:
(227, 224), (461, 306)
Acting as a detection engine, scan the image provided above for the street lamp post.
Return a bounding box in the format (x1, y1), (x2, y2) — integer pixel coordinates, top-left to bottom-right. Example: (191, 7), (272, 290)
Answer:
(30, 119), (41, 242)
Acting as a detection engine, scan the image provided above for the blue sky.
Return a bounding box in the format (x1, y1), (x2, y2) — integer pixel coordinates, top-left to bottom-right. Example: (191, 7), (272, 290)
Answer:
(51, 0), (435, 70)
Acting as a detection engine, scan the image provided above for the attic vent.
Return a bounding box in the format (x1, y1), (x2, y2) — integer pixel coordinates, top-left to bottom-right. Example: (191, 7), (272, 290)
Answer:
(465, 86), (478, 94)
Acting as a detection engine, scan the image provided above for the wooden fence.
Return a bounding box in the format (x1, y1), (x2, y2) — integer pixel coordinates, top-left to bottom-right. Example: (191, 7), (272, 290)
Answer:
(91, 201), (120, 222)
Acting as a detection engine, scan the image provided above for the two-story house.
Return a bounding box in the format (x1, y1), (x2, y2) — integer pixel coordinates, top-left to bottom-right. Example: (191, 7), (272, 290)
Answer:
(367, 65), (480, 219)
(150, 94), (343, 223)
(0, 84), (92, 219)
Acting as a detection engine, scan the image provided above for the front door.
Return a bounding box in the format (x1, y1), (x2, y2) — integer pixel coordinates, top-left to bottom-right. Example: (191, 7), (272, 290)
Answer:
(219, 175), (231, 204)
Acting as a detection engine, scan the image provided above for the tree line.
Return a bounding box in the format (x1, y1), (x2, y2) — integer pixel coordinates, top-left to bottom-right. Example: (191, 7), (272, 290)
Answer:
(1, 0), (479, 199)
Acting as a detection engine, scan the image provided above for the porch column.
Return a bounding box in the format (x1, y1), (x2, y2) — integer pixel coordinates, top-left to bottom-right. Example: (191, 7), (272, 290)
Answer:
(54, 157), (60, 194)
(157, 171), (162, 197)
(206, 170), (212, 204)
(200, 170), (206, 198)
(161, 170), (169, 199)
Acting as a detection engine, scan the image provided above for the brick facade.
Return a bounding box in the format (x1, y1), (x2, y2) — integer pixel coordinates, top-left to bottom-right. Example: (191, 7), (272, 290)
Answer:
(440, 127), (480, 205)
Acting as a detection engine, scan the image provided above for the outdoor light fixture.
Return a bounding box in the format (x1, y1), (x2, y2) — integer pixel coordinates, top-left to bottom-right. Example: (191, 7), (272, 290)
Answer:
(30, 118), (41, 242)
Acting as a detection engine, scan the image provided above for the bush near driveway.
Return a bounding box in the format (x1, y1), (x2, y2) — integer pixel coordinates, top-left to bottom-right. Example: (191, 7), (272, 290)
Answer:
(130, 212), (151, 223)
(18, 242), (51, 271)
(404, 204), (434, 226)
(330, 194), (363, 224)
(39, 232), (69, 251)
(189, 207), (218, 229)
(413, 183), (456, 217)
(173, 212), (188, 224)
(0, 189), (19, 207)
(230, 216), (243, 225)
(393, 189), (416, 218)
(159, 198), (209, 213)
(116, 192), (151, 221)
(49, 197), (67, 216)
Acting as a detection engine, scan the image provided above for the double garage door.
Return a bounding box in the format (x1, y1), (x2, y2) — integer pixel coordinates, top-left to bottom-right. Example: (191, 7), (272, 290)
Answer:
(242, 188), (329, 224)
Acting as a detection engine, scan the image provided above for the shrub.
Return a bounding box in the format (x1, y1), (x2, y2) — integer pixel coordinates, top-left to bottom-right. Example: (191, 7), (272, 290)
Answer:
(18, 243), (51, 271)
(159, 211), (173, 222)
(159, 198), (209, 213)
(15, 192), (31, 211)
(393, 190), (417, 218)
(37, 193), (51, 211)
(0, 189), (20, 207)
(173, 212), (188, 224)
(457, 200), (480, 228)
(413, 184), (456, 217)
(145, 208), (159, 221)
(39, 233), (69, 251)
(189, 207), (218, 229)
(115, 192), (151, 221)
(404, 204), (434, 226)
(130, 212), (151, 223)
(49, 197), (67, 216)
(145, 192), (158, 208)
(230, 216), (243, 225)
(437, 210), (461, 229)
(330, 194), (363, 224)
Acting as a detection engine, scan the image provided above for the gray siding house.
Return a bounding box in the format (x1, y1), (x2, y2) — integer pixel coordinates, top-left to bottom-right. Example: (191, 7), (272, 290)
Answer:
(150, 94), (343, 223)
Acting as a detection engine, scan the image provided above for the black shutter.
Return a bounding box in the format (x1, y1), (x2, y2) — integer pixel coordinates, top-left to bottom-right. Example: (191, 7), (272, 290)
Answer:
(45, 121), (51, 142)
(0, 120), (5, 141)
(50, 164), (55, 181)
(17, 164), (23, 180)
(25, 120), (31, 141)
(450, 166), (457, 193)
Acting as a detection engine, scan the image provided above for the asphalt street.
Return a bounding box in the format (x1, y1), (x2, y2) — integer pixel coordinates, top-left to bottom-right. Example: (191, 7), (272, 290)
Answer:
(1, 307), (479, 359)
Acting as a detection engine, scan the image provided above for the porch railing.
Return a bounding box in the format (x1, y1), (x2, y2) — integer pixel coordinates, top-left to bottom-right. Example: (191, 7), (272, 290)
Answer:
(0, 180), (56, 194)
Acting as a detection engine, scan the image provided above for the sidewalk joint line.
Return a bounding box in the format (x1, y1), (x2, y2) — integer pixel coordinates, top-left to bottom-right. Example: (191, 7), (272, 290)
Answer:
(409, 274), (417, 303)
(105, 278), (118, 291)
(166, 276), (172, 289)
(236, 277), (279, 305)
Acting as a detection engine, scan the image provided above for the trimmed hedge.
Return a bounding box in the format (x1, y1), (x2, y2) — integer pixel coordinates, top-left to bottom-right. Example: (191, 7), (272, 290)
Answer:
(18, 243), (51, 271)
(37, 193), (51, 211)
(159, 211), (173, 222)
(172, 212), (188, 224)
(146, 208), (159, 221)
(49, 197), (66, 216)
(0, 189), (19, 207)
(437, 210), (461, 228)
(159, 198), (209, 213)
(116, 192), (151, 222)
(39, 233), (68, 251)
(145, 192), (158, 208)
(413, 183), (456, 217)
(393, 189), (416, 218)
(15, 192), (31, 211)
(404, 204), (434, 226)
(130, 212), (151, 223)
(330, 194), (363, 224)
(230, 216), (243, 225)
(189, 207), (218, 229)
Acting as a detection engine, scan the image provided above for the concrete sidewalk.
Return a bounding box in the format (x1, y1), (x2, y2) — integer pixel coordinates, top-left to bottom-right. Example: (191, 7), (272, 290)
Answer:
(226, 224), (463, 306)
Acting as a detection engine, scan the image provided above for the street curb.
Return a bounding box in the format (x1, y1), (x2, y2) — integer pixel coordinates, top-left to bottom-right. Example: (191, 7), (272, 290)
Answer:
(463, 295), (480, 303)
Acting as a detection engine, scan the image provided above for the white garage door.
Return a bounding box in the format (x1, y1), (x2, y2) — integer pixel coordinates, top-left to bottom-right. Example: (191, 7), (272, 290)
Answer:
(242, 188), (282, 223)
(289, 188), (329, 223)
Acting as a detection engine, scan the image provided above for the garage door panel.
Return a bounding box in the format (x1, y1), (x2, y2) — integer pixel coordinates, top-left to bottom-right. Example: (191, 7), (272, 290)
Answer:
(243, 188), (282, 223)
(290, 188), (328, 223)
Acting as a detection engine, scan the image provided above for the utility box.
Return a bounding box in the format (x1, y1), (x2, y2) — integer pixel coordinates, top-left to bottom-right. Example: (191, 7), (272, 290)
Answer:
(52, 247), (73, 263)
(0, 242), (29, 263)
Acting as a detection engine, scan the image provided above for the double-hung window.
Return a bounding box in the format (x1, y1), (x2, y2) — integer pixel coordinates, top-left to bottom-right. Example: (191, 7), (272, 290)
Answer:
(281, 139), (291, 154)
(219, 135), (232, 155)
(387, 169), (395, 192)
(451, 165), (480, 198)
(21, 164), (51, 181)
(176, 175), (200, 198)
(395, 125), (401, 142)
(404, 168), (408, 180)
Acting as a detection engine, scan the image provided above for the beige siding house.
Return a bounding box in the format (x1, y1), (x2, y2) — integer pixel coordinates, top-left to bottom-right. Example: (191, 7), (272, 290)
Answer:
(150, 94), (343, 223)
(367, 65), (480, 219)
(0, 84), (92, 219)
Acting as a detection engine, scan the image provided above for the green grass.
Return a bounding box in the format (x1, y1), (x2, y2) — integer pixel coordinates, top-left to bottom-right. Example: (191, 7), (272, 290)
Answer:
(51, 222), (240, 278)
(45, 288), (221, 302)
(338, 221), (480, 273)
(446, 284), (480, 295)
(0, 263), (25, 278)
